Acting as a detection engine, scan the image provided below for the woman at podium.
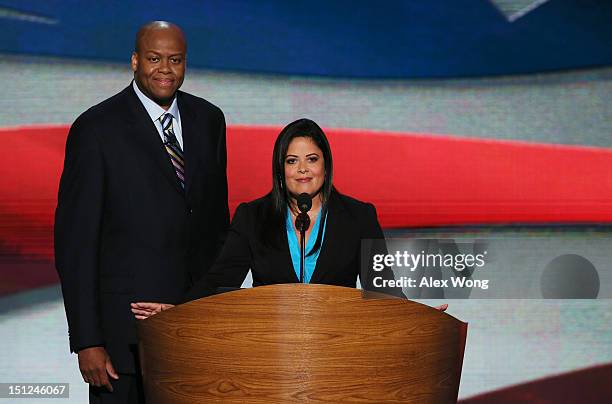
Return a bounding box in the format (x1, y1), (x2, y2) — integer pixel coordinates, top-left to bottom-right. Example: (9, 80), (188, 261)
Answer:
(132, 118), (405, 319)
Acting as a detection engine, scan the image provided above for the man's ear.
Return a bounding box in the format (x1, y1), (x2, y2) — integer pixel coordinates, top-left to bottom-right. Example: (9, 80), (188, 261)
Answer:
(131, 52), (138, 73)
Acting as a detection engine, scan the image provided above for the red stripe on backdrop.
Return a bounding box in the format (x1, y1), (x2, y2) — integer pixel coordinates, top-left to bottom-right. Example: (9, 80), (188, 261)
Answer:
(228, 125), (612, 227)
(458, 362), (612, 403)
(1, 124), (611, 295)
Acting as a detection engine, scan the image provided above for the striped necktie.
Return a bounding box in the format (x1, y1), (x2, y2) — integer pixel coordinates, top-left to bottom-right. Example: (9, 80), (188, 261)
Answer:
(160, 113), (185, 189)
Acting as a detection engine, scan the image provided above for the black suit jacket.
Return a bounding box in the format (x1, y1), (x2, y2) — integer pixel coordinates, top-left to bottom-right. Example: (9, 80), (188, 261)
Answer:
(186, 190), (404, 300)
(54, 84), (229, 372)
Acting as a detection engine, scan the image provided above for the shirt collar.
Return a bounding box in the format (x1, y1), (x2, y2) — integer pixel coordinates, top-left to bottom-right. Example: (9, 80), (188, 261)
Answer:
(132, 80), (179, 122)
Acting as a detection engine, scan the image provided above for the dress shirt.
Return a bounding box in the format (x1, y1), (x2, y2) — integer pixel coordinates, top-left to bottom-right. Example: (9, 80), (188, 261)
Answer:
(132, 80), (184, 149)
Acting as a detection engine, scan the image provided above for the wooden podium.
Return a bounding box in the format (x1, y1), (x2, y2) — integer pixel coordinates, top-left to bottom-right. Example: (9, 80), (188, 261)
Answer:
(137, 284), (467, 403)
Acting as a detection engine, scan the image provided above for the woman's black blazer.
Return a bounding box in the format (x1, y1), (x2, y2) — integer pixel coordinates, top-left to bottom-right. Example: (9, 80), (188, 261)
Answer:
(186, 190), (403, 300)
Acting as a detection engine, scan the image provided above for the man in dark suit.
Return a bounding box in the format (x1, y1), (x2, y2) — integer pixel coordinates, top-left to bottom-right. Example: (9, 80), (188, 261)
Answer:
(54, 21), (229, 403)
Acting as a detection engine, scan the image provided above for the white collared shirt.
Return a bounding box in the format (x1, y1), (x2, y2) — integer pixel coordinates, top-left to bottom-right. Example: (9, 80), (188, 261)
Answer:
(132, 80), (184, 150)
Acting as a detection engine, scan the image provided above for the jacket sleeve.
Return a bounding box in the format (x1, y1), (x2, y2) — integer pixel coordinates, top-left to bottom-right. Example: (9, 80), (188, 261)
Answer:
(359, 203), (406, 298)
(184, 202), (252, 301)
(214, 110), (230, 258)
(54, 115), (105, 352)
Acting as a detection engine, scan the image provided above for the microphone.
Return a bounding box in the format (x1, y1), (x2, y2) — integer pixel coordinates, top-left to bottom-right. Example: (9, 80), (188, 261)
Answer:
(294, 212), (311, 233)
(297, 193), (312, 213)
(295, 192), (311, 232)
(294, 193), (312, 284)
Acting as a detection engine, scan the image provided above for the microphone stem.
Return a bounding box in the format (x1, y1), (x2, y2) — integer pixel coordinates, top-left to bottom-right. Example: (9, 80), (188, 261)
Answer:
(300, 227), (305, 283)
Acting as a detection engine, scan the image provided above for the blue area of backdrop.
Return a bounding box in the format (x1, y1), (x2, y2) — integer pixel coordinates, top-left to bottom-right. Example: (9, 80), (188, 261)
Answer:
(1, 0), (611, 78)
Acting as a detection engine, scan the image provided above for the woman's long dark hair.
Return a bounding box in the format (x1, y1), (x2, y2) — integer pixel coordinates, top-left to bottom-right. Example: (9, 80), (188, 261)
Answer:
(261, 118), (334, 255)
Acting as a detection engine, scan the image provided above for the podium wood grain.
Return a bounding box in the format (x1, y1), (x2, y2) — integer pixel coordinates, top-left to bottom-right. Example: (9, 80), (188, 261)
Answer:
(137, 284), (467, 403)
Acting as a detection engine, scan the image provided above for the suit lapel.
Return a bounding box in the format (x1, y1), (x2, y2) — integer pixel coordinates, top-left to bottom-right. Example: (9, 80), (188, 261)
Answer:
(177, 94), (202, 196)
(281, 226), (301, 283)
(310, 192), (344, 283)
(122, 85), (184, 195)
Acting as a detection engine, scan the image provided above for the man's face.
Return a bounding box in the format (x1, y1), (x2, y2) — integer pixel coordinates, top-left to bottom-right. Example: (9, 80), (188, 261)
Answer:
(131, 28), (186, 109)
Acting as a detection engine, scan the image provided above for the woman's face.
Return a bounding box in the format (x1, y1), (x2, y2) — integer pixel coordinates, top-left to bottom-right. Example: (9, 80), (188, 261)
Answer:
(284, 136), (325, 198)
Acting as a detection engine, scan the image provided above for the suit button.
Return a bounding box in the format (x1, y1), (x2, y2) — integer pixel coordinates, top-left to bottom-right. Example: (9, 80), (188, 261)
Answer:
(189, 208), (194, 214)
